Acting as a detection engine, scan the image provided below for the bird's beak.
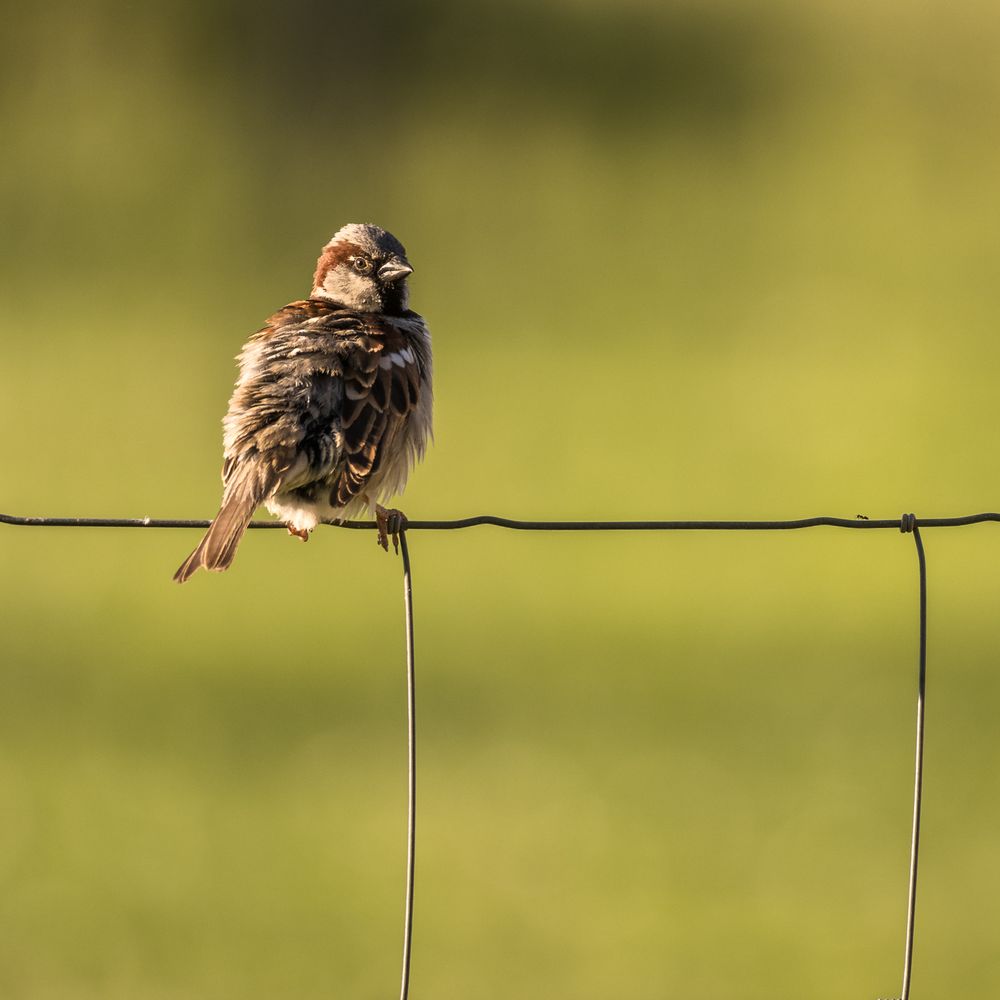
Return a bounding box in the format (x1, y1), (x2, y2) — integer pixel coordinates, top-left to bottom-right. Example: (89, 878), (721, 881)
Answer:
(378, 258), (413, 283)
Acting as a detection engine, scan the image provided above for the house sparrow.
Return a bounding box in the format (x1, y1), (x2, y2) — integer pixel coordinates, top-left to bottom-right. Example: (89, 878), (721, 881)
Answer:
(174, 223), (432, 583)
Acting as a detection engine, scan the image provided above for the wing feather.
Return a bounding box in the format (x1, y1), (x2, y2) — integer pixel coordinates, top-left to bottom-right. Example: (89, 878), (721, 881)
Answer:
(221, 300), (430, 519)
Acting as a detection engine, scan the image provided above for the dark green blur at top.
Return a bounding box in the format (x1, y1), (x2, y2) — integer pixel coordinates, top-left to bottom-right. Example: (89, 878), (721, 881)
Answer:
(2, 2), (1000, 997)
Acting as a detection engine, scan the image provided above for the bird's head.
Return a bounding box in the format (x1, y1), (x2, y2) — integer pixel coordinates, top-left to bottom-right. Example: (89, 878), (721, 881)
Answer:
(311, 223), (413, 314)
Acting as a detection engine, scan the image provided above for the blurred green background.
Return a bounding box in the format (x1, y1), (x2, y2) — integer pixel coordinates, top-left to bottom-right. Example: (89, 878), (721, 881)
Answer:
(2, 0), (999, 997)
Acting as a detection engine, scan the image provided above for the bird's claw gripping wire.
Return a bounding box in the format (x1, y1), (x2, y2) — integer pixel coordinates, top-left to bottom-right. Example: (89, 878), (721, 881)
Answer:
(375, 505), (408, 554)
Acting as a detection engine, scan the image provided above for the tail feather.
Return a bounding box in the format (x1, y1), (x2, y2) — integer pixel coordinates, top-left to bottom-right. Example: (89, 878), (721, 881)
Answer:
(173, 492), (258, 583)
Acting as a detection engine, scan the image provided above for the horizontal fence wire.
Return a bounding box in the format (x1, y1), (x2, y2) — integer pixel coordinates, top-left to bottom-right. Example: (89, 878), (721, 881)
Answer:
(3, 509), (998, 1000)
(2, 511), (999, 530)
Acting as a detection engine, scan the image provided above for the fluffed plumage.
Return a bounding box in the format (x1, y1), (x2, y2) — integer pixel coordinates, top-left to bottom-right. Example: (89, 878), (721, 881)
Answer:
(174, 224), (432, 582)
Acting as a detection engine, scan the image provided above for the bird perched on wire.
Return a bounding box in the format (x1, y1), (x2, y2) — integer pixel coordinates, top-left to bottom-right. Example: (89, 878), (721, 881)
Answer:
(174, 223), (433, 583)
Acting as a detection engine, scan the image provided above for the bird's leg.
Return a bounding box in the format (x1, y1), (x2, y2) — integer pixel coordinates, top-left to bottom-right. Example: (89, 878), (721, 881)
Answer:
(374, 504), (408, 554)
(286, 524), (310, 542)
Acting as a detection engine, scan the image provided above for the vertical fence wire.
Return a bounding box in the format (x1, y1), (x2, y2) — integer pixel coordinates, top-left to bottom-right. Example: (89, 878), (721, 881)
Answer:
(399, 532), (417, 1000)
(892, 518), (927, 1000)
(2, 509), (993, 997)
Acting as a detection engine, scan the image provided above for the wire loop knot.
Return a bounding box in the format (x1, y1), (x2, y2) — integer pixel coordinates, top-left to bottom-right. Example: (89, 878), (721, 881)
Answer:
(900, 513), (918, 534)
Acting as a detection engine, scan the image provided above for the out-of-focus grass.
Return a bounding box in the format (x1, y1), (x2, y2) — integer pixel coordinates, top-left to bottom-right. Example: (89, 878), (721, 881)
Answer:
(2, 1), (1000, 997)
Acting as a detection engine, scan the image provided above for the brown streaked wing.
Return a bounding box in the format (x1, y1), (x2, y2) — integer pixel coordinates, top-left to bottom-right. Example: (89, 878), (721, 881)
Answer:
(329, 318), (425, 505)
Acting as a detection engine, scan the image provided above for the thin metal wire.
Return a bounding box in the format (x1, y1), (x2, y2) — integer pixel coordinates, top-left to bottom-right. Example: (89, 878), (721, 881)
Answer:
(2, 510), (999, 531)
(896, 518), (927, 1000)
(399, 532), (416, 1000)
(1, 507), (989, 998)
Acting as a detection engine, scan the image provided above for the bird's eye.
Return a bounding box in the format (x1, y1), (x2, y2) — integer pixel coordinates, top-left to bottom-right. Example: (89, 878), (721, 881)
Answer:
(352, 257), (373, 274)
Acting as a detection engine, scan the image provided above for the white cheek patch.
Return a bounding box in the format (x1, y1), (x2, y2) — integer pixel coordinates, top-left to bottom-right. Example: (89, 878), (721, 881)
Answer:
(321, 268), (370, 304)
